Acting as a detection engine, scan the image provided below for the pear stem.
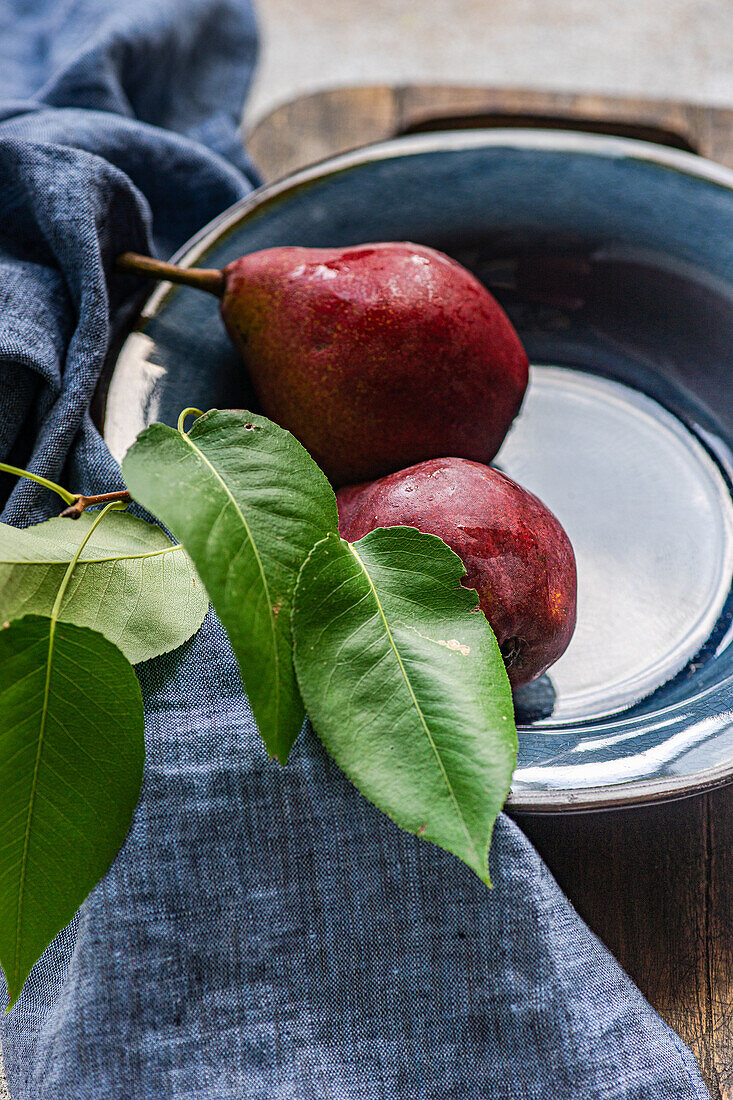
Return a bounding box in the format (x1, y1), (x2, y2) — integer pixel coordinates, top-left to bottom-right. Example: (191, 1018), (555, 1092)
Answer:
(116, 252), (225, 298)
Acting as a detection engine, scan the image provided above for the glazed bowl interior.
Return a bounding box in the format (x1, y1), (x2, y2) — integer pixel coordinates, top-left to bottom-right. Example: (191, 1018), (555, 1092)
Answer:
(105, 130), (733, 808)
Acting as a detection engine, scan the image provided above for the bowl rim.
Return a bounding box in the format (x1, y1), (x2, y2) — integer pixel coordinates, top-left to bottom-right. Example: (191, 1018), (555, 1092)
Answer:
(162, 125), (733, 273)
(119, 127), (733, 814)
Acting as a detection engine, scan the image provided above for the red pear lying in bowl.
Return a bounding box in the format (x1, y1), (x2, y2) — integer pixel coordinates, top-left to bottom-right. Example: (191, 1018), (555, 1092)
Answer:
(117, 242), (529, 486)
(337, 457), (577, 688)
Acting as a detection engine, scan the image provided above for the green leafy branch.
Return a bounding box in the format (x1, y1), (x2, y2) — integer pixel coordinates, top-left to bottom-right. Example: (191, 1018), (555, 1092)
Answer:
(0, 410), (516, 1010)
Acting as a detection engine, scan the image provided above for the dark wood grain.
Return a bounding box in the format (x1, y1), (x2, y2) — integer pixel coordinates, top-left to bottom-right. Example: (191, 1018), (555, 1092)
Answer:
(246, 84), (733, 1099)
(245, 86), (399, 182)
(515, 786), (733, 1100)
(246, 84), (733, 183)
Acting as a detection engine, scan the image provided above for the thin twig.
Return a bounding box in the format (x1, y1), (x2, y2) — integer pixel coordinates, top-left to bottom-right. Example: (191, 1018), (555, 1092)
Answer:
(60, 491), (132, 519)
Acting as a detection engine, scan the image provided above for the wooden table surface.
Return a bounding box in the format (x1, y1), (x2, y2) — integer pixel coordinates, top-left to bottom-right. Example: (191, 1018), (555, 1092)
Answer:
(248, 84), (733, 1100)
(515, 791), (733, 1098)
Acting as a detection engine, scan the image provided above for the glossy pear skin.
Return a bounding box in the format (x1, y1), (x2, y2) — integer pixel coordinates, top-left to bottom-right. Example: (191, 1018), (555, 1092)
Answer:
(337, 457), (577, 687)
(220, 243), (529, 486)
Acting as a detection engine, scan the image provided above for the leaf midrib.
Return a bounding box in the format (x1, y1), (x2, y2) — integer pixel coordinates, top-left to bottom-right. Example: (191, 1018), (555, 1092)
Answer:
(0, 544), (182, 567)
(13, 627), (54, 991)
(11, 503), (124, 994)
(346, 541), (480, 868)
(179, 429), (281, 736)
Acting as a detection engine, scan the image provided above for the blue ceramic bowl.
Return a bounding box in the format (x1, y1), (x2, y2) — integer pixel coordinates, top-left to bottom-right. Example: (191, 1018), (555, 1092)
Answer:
(103, 130), (733, 811)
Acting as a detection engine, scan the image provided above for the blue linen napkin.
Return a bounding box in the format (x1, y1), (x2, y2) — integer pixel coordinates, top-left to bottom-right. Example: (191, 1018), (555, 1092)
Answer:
(0, 2), (710, 1097)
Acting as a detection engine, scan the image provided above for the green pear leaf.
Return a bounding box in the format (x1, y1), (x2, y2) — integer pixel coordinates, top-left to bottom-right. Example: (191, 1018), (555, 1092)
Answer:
(0, 511), (208, 665)
(0, 615), (145, 1009)
(122, 410), (339, 762)
(292, 527), (517, 884)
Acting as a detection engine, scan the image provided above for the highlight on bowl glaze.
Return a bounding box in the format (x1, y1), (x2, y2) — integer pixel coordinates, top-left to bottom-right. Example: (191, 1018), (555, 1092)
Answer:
(103, 130), (733, 810)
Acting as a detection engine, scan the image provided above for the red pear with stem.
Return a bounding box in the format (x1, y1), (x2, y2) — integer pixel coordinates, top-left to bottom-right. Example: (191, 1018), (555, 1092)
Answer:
(117, 243), (529, 486)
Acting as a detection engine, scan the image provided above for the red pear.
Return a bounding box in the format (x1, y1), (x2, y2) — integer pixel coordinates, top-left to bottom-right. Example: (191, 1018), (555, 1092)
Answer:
(117, 243), (529, 486)
(337, 457), (577, 687)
